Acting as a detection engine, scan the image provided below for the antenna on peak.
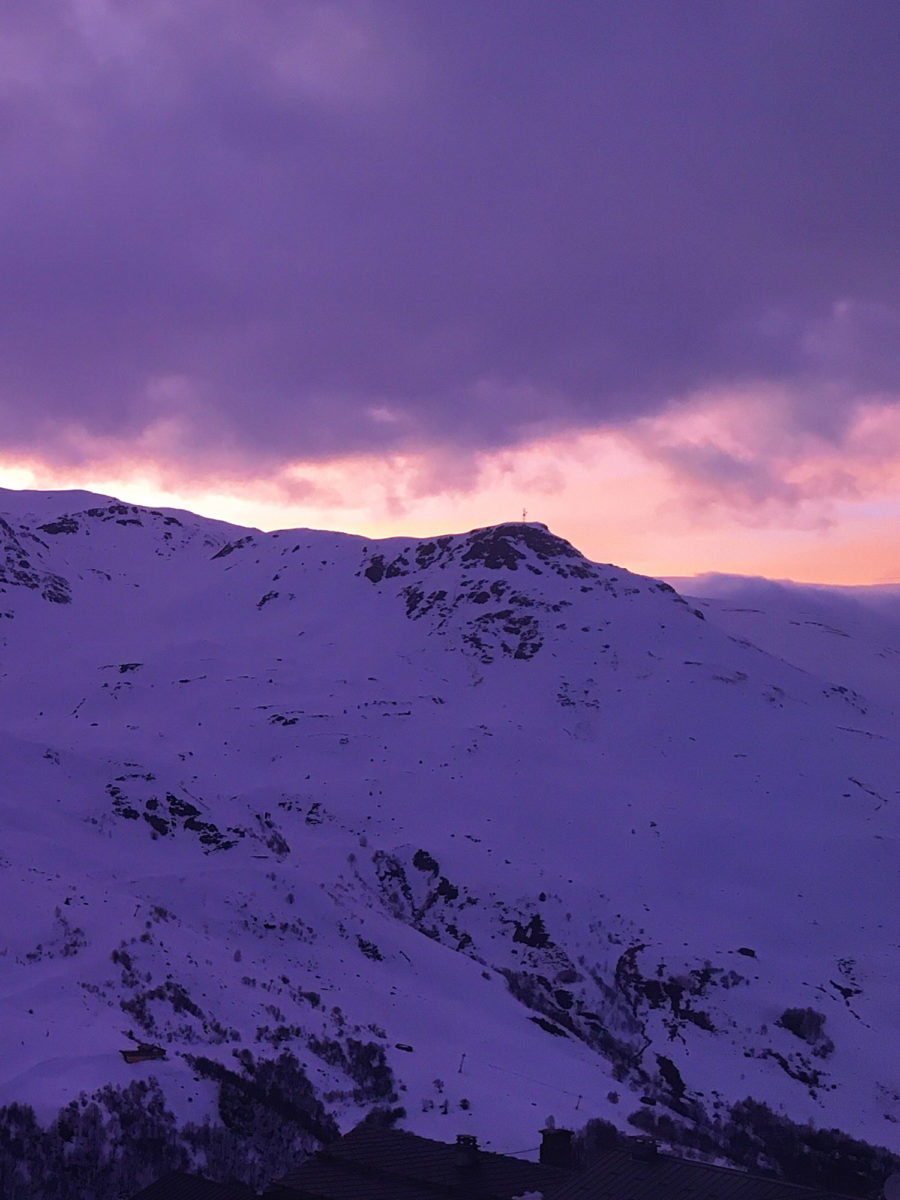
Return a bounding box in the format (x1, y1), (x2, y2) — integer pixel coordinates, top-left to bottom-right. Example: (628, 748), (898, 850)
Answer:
(522, 507), (527, 522)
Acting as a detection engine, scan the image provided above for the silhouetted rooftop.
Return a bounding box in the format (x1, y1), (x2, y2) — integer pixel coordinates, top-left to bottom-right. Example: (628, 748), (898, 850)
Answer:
(131, 1169), (257, 1200)
(551, 1146), (856, 1200)
(263, 1122), (570, 1199)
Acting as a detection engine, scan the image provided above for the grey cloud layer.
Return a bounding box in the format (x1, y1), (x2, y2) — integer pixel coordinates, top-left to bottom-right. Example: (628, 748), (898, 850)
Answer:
(2, 0), (899, 472)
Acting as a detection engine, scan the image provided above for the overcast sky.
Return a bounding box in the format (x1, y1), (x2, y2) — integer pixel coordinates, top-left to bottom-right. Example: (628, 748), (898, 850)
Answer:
(2, 1), (900, 580)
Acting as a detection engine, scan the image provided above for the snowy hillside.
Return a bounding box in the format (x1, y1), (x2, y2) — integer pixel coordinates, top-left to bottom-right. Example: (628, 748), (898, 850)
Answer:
(0, 489), (897, 1179)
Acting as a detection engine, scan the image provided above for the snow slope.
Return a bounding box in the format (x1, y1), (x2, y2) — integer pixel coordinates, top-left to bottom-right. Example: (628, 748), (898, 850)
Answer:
(0, 490), (897, 1159)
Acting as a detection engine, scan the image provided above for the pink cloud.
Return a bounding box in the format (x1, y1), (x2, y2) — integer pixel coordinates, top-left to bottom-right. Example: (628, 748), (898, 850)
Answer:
(4, 410), (900, 584)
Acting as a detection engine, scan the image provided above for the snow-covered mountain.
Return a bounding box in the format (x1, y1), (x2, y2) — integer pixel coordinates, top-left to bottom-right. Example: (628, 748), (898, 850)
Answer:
(0, 489), (897, 1179)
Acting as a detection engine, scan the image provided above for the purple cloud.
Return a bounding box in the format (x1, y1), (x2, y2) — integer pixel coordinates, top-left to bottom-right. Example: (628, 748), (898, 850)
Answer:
(1, 1), (899, 478)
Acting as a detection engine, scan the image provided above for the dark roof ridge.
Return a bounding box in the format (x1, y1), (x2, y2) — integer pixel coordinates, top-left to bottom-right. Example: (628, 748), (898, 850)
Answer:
(270, 1123), (571, 1198)
(550, 1144), (862, 1200)
(322, 1123), (547, 1162)
(633, 1144), (860, 1198)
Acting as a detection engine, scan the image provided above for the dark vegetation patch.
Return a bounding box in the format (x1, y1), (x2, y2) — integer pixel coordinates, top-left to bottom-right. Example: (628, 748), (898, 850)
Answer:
(356, 935), (383, 961)
(106, 779), (242, 851)
(0, 1054), (340, 1198)
(304, 1037), (398, 1106)
(530, 1015), (569, 1036)
(19, 909), (87, 965)
(512, 913), (551, 948)
(38, 516), (80, 535)
(211, 535), (254, 559)
(613, 945), (746, 1036)
(620, 1096), (896, 1197)
(776, 1007), (834, 1056)
(0, 518), (72, 603)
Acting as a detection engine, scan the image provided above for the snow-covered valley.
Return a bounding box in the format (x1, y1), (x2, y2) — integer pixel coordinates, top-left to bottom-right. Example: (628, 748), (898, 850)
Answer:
(0, 489), (897, 1189)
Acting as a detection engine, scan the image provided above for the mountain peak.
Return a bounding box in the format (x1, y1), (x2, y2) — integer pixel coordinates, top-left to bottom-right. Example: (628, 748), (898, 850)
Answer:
(0, 485), (897, 1183)
(358, 521), (597, 588)
(458, 521), (587, 571)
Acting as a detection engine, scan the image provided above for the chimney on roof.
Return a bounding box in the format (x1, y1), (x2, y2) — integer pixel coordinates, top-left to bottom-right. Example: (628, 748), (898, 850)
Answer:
(454, 1134), (479, 1170)
(629, 1136), (658, 1162)
(539, 1127), (574, 1169)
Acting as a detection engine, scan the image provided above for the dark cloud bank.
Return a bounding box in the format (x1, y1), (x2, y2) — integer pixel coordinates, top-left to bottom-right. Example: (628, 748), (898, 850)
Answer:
(1, 0), (899, 477)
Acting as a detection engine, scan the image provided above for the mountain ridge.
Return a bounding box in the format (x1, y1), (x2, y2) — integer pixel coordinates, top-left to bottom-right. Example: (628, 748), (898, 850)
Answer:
(0, 488), (896, 1188)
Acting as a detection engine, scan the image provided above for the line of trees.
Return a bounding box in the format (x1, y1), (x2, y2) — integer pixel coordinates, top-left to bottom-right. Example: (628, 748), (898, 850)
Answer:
(0, 1049), (346, 1199)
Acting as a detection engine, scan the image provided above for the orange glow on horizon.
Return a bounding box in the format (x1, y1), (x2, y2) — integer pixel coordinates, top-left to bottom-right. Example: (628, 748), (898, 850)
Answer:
(2, 400), (900, 587)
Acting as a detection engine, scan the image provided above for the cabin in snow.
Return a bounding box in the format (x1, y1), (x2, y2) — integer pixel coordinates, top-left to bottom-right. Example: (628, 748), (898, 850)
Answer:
(119, 1043), (166, 1065)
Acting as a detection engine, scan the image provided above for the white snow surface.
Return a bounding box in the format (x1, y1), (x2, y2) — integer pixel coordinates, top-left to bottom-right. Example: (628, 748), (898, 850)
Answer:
(0, 490), (897, 1156)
